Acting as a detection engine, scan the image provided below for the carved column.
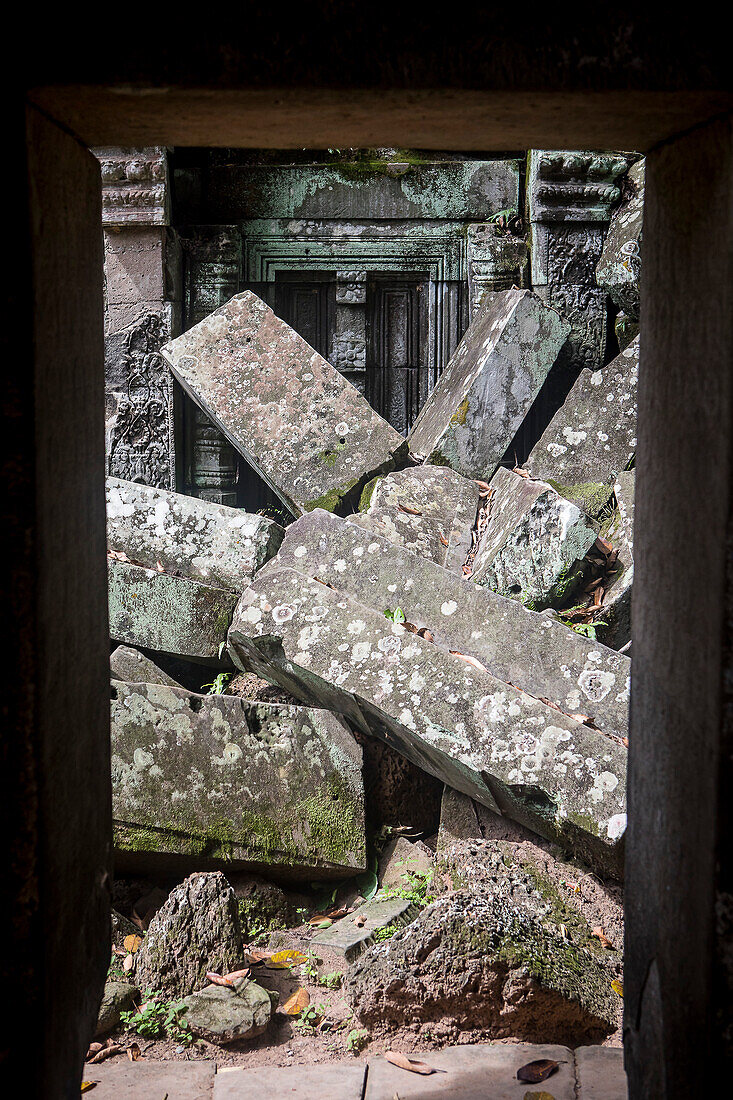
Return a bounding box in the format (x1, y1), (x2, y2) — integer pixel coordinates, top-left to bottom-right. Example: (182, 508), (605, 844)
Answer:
(331, 270), (368, 393)
(467, 223), (528, 318)
(97, 147), (181, 490)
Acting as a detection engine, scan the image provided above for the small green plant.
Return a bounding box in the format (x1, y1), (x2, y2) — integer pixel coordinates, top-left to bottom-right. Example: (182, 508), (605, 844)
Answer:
(346, 1027), (370, 1054)
(301, 950), (322, 982)
(384, 607), (405, 624)
(559, 617), (608, 641)
(293, 1002), (327, 1033)
(202, 671), (233, 694)
(320, 970), (344, 990)
(120, 991), (193, 1045)
(382, 867), (435, 907)
(373, 922), (399, 943)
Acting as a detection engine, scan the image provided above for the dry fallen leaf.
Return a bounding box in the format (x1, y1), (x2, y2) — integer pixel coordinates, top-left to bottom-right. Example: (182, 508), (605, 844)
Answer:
(206, 971), (234, 987)
(438, 532), (449, 547)
(88, 1044), (123, 1065)
(85, 1043), (103, 1061)
(513, 466), (531, 479)
(282, 987), (310, 1016)
(123, 934), (142, 954)
(222, 968), (251, 982)
(449, 650), (488, 673)
(384, 1051), (436, 1075)
(80, 1084), (97, 1093)
(122, 954), (134, 973)
(612, 979), (624, 997)
(266, 949), (308, 969)
(522, 1092), (556, 1100)
(326, 907), (349, 919)
(417, 627), (434, 642)
(592, 926), (615, 950)
(246, 949), (271, 965)
(127, 1043), (141, 1062)
(516, 1058), (560, 1083)
(398, 504), (422, 515)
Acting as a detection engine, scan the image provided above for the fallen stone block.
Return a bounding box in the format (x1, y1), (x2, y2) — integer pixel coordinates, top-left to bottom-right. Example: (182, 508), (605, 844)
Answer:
(110, 645), (182, 687)
(161, 290), (407, 516)
(228, 565), (627, 877)
(378, 836), (434, 893)
(106, 476), (284, 590)
(108, 558), (238, 660)
(257, 509), (630, 743)
(407, 288), (569, 480)
(95, 980), (138, 1037)
(183, 976), (272, 1043)
(134, 872), (244, 998)
(596, 158), (644, 321)
(310, 896), (419, 961)
(350, 465), (480, 573)
(470, 466), (599, 608)
(228, 873), (311, 938)
(111, 681), (366, 877)
(597, 470), (634, 651)
(346, 867), (618, 1044)
(525, 336), (638, 516)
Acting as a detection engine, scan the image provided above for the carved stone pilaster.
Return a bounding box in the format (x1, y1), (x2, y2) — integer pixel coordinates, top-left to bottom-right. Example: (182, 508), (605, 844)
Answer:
(467, 225), (528, 318)
(96, 147), (169, 227)
(332, 270), (368, 393)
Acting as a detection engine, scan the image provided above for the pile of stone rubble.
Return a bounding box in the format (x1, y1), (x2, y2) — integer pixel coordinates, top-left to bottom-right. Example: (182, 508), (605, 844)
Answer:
(103, 172), (641, 1051)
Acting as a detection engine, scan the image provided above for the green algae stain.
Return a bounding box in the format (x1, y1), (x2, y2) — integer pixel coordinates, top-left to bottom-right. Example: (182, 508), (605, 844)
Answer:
(450, 397), (470, 427)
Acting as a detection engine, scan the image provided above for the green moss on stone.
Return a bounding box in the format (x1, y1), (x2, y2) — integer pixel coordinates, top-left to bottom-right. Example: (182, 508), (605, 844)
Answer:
(358, 476), (380, 512)
(546, 480), (613, 520)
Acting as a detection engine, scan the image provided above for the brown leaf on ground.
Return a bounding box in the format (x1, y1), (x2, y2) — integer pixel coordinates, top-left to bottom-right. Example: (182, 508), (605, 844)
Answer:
(516, 1059), (561, 1083)
(417, 628), (434, 642)
(398, 504), (422, 515)
(622, 736), (629, 747)
(80, 1083), (97, 1093)
(384, 1051), (436, 1075)
(326, 907), (350, 919)
(123, 934), (142, 954)
(438, 532), (449, 547)
(282, 988), (310, 1016)
(246, 949), (271, 964)
(449, 650), (488, 673)
(592, 926), (615, 950)
(474, 480), (491, 492)
(206, 971), (234, 987)
(88, 1044), (123, 1065)
(111, 947), (127, 958)
(122, 954), (134, 972)
(127, 1043), (141, 1061)
(85, 1043), (103, 1061)
(222, 968), (251, 982)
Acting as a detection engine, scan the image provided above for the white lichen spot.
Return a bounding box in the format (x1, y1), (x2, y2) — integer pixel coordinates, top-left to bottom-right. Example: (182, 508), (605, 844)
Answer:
(562, 427), (587, 447)
(333, 559), (347, 573)
(133, 748), (154, 768)
(347, 619), (366, 636)
(547, 442), (567, 458)
(242, 604), (262, 624)
(590, 770), (620, 803)
(351, 641), (372, 662)
(607, 812), (627, 840)
(590, 370), (603, 386)
(272, 604), (295, 624)
(293, 545), (307, 559)
(223, 742), (242, 762)
(578, 669), (616, 702)
(441, 600), (457, 616)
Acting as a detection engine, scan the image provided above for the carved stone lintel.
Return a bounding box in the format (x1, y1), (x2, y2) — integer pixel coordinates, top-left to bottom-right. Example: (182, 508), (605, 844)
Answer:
(529, 151), (628, 224)
(95, 147), (170, 227)
(336, 270), (367, 305)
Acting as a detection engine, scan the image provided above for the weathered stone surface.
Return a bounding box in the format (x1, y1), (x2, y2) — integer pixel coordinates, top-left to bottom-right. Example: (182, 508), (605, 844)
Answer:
(110, 907), (140, 945)
(526, 336), (639, 515)
(407, 288), (569, 480)
(182, 976), (272, 1043)
(110, 645), (182, 687)
(346, 873), (618, 1044)
(216, 1062), (366, 1100)
(106, 476), (283, 589)
(108, 559), (237, 660)
(256, 509), (630, 742)
(133, 872), (244, 998)
(161, 290), (407, 516)
(310, 896), (419, 961)
(80, 1061), (215, 1098)
(575, 1045), (628, 1100)
(228, 563), (627, 876)
(95, 980), (138, 1036)
(471, 466), (599, 608)
(378, 837), (434, 893)
(596, 158), (644, 321)
(597, 470), (634, 651)
(228, 873), (311, 937)
(354, 729), (443, 835)
(437, 786), (499, 852)
(350, 465), (480, 573)
(111, 681), (366, 876)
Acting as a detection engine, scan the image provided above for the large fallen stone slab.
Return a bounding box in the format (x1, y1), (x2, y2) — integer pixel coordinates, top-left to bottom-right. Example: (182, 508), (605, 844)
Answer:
(228, 565), (627, 877)
(346, 850), (619, 1044)
(106, 476), (283, 590)
(597, 470), (634, 651)
(349, 465), (480, 574)
(256, 509), (630, 743)
(161, 290), (407, 516)
(108, 558), (237, 660)
(111, 681), (366, 877)
(110, 645), (182, 686)
(407, 288), (569, 480)
(470, 466), (599, 608)
(525, 336), (639, 516)
(596, 158), (644, 321)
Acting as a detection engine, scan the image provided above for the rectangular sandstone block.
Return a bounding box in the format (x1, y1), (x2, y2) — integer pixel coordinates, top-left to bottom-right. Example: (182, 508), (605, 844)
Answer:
(259, 509), (630, 743)
(310, 896), (418, 960)
(106, 476), (283, 591)
(161, 290), (407, 516)
(111, 682), (366, 877)
(596, 158), (644, 321)
(228, 565), (627, 876)
(408, 288), (569, 480)
(349, 464), (480, 574)
(108, 558), (238, 660)
(471, 466), (599, 609)
(214, 1062), (366, 1100)
(110, 645), (182, 687)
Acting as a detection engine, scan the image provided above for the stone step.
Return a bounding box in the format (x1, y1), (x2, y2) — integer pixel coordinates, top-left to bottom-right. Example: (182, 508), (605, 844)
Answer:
(310, 895), (419, 961)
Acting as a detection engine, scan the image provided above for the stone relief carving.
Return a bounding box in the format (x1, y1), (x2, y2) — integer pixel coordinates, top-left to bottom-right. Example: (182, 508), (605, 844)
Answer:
(95, 147), (169, 226)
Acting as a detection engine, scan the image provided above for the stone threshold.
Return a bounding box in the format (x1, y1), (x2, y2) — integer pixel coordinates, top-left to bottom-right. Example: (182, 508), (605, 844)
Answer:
(84, 1041), (626, 1098)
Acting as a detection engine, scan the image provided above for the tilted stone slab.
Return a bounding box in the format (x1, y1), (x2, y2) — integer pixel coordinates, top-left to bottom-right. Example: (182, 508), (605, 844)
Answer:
(470, 466), (599, 609)
(310, 896), (419, 961)
(108, 559), (238, 660)
(596, 158), (644, 320)
(525, 336), (639, 516)
(262, 509), (629, 742)
(106, 476), (284, 590)
(111, 681), (366, 876)
(228, 566), (627, 876)
(161, 290), (407, 516)
(349, 465), (479, 573)
(407, 288), (569, 480)
(110, 645), (182, 687)
(597, 470), (635, 651)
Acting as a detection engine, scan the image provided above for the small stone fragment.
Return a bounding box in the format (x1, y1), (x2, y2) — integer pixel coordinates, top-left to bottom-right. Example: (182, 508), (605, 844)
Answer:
(161, 290), (407, 516)
(408, 288), (569, 480)
(378, 837), (435, 894)
(183, 976), (272, 1044)
(110, 645), (182, 687)
(310, 896), (419, 961)
(350, 465), (480, 573)
(596, 159), (644, 321)
(471, 467), (599, 609)
(95, 980), (138, 1037)
(597, 470), (634, 651)
(228, 873), (311, 937)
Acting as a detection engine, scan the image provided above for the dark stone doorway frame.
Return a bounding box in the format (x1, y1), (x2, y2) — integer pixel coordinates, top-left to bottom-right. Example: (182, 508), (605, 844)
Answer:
(8, 71), (733, 1098)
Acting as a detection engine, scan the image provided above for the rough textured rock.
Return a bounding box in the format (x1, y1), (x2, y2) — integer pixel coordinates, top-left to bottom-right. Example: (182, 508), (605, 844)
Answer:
(108, 559), (237, 660)
(110, 645), (182, 687)
(596, 159), (644, 320)
(346, 851), (618, 1044)
(182, 976), (272, 1043)
(106, 476), (283, 590)
(228, 566), (627, 877)
(110, 907), (140, 945)
(525, 336), (638, 516)
(227, 873), (311, 937)
(95, 980), (138, 1036)
(597, 470), (634, 651)
(133, 872), (244, 998)
(378, 837), (435, 893)
(161, 290), (407, 516)
(349, 465), (480, 574)
(353, 729), (443, 834)
(310, 896), (419, 961)
(111, 681), (366, 876)
(257, 509), (630, 743)
(227, 671), (299, 705)
(471, 466), (598, 609)
(407, 288), (569, 480)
